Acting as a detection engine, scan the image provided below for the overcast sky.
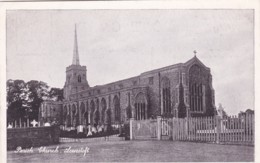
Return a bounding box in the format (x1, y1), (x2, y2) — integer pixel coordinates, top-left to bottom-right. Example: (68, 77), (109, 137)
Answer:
(6, 10), (254, 115)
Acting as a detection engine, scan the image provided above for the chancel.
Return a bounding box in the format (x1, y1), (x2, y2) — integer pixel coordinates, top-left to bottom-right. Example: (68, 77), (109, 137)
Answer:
(39, 26), (217, 132)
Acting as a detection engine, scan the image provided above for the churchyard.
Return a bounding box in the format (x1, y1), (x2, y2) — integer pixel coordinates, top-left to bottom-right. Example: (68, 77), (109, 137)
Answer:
(8, 137), (254, 162)
(7, 114), (254, 162)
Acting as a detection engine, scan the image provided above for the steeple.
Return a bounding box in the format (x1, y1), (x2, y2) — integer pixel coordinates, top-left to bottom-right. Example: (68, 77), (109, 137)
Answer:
(72, 24), (80, 65)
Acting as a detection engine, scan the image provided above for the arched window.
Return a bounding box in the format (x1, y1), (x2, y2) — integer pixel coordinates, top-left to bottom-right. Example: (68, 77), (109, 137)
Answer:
(94, 110), (100, 125)
(72, 104), (76, 115)
(94, 98), (100, 125)
(113, 96), (121, 122)
(190, 83), (204, 112)
(80, 102), (85, 114)
(189, 64), (204, 112)
(90, 100), (95, 124)
(72, 104), (77, 126)
(80, 102), (85, 124)
(67, 105), (71, 127)
(106, 109), (111, 125)
(134, 93), (147, 120)
(126, 93), (132, 119)
(161, 77), (171, 114)
(84, 101), (89, 125)
(101, 98), (107, 124)
(78, 75), (81, 83)
(84, 112), (88, 125)
(63, 106), (67, 125)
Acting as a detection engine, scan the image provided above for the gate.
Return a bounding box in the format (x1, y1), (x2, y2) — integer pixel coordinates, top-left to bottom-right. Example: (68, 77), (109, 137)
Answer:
(161, 118), (172, 139)
(131, 119), (157, 140)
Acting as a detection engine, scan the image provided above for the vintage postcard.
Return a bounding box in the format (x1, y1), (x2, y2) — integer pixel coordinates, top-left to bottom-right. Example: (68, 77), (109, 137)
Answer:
(0, 1), (259, 163)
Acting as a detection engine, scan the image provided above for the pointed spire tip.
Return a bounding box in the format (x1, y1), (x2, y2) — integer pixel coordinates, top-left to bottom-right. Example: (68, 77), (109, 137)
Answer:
(72, 24), (80, 65)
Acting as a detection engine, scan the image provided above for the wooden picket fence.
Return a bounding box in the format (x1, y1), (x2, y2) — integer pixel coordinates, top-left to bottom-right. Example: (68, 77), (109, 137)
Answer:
(130, 114), (254, 145)
(172, 114), (254, 145)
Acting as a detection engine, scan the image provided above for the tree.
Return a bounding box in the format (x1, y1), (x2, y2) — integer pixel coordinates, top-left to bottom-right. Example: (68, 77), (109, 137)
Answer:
(7, 79), (64, 123)
(6, 79), (27, 122)
(49, 88), (64, 101)
(217, 103), (228, 119)
(26, 80), (49, 120)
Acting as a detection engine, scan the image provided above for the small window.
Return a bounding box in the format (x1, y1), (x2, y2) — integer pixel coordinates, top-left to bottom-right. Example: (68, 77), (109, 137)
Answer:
(132, 80), (137, 86)
(78, 75), (81, 83)
(108, 87), (112, 91)
(149, 77), (154, 85)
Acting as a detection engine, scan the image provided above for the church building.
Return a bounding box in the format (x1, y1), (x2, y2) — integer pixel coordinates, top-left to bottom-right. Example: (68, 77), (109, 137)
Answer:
(39, 27), (216, 129)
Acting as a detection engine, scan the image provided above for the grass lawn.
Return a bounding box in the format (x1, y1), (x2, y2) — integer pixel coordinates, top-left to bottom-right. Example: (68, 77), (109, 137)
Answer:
(8, 139), (254, 162)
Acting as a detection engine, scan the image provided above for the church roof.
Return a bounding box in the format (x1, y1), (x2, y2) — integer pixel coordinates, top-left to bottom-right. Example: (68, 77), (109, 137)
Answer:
(184, 55), (210, 71)
(141, 55), (210, 76)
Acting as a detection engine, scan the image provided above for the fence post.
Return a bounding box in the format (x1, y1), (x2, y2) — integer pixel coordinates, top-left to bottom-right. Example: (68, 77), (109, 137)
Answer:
(157, 116), (162, 140)
(185, 117), (189, 140)
(27, 119), (29, 127)
(216, 115), (221, 144)
(130, 118), (134, 140)
(172, 117), (176, 140)
(19, 118), (22, 128)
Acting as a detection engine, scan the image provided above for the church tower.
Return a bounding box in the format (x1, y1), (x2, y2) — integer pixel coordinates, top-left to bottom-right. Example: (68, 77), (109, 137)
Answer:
(63, 25), (89, 100)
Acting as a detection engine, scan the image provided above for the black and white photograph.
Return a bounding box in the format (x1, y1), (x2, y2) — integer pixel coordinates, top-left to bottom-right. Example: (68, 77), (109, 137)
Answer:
(1, 1), (258, 162)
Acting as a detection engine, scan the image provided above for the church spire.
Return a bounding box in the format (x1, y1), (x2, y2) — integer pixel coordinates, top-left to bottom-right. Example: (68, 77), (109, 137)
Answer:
(72, 24), (80, 65)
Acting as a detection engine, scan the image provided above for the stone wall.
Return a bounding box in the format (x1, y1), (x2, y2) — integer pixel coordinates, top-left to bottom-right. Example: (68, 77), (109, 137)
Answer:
(7, 126), (60, 150)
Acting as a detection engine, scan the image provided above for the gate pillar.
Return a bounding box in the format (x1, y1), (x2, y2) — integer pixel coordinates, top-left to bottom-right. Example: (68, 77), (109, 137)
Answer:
(216, 116), (221, 144)
(130, 118), (134, 140)
(157, 116), (162, 140)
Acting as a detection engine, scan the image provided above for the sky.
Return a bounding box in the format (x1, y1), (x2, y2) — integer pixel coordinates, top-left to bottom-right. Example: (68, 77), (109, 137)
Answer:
(6, 10), (254, 115)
